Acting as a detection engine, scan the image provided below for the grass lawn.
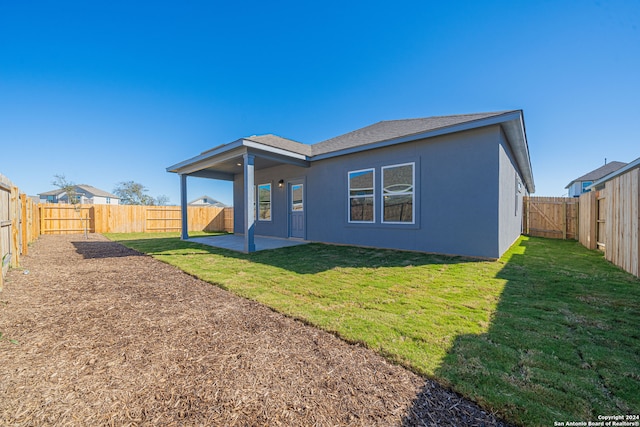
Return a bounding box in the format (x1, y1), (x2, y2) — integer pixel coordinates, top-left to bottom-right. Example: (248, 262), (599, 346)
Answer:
(106, 232), (640, 426)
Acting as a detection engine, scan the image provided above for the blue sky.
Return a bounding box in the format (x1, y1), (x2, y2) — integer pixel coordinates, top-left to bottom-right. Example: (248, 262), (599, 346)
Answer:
(1, 1), (638, 206)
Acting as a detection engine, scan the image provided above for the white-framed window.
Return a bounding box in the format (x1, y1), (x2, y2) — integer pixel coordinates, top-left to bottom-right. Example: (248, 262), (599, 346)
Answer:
(258, 183), (272, 221)
(348, 168), (375, 223)
(382, 162), (414, 224)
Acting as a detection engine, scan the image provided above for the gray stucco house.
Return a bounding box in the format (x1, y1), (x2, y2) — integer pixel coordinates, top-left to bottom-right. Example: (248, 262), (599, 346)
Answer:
(168, 110), (534, 259)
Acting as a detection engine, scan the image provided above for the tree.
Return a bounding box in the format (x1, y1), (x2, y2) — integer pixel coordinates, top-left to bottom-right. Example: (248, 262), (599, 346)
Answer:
(113, 181), (169, 206)
(155, 195), (170, 206)
(52, 174), (78, 205)
(113, 181), (156, 205)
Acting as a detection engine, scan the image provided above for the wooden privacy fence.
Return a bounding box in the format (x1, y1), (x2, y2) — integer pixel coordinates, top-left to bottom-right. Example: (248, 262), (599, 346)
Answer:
(1, 173), (39, 290)
(579, 167), (639, 277)
(39, 204), (234, 235)
(525, 179), (639, 278)
(523, 196), (579, 240)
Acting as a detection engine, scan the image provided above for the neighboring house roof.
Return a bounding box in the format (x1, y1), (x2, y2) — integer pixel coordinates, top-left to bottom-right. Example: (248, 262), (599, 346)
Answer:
(38, 189), (65, 197)
(38, 185), (119, 199)
(565, 161), (627, 188)
(188, 195), (227, 207)
(75, 184), (119, 199)
(168, 110), (535, 193)
(588, 157), (640, 190)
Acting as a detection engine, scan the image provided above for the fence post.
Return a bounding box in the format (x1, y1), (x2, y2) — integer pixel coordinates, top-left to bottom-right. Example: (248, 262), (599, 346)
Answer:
(89, 206), (96, 233)
(40, 205), (45, 235)
(20, 194), (28, 256)
(0, 229), (3, 291)
(35, 200), (40, 238)
(575, 199), (580, 241)
(525, 196), (530, 235)
(0, 236), (3, 290)
(10, 186), (19, 267)
(562, 199), (567, 240)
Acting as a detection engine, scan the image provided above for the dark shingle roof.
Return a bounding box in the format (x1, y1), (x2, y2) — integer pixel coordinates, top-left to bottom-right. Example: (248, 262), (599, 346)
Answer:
(566, 161), (627, 187)
(170, 110), (533, 192)
(311, 112), (511, 156)
(245, 134), (312, 157)
(239, 112), (514, 158)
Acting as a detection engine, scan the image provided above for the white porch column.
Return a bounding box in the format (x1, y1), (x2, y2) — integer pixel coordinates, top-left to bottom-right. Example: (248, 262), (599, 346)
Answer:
(180, 174), (189, 240)
(243, 153), (256, 253)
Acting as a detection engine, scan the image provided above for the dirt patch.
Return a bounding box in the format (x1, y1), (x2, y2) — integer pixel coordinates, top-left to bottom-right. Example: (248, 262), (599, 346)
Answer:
(0, 234), (511, 426)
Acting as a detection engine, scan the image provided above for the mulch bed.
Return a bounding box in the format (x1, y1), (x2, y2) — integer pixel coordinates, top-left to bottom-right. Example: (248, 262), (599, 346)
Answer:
(0, 234), (512, 426)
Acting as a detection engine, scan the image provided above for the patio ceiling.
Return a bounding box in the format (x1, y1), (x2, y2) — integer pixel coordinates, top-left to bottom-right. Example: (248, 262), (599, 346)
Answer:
(167, 139), (310, 181)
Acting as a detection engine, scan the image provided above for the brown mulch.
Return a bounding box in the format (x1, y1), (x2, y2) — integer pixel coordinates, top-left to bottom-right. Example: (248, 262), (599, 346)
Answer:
(0, 234), (512, 426)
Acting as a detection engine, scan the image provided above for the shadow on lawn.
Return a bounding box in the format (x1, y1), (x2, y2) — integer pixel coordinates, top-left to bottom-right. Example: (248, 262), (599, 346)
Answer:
(114, 237), (480, 274)
(406, 237), (640, 427)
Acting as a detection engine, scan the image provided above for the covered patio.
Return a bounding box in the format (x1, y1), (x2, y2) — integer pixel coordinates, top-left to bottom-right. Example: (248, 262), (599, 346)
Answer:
(167, 134), (311, 253)
(189, 234), (309, 252)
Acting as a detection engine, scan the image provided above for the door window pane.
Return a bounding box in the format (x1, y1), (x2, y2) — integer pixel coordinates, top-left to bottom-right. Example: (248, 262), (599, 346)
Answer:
(291, 184), (303, 211)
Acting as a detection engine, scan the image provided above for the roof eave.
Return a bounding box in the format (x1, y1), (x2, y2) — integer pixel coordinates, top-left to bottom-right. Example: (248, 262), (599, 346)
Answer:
(499, 111), (535, 193)
(309, 110), (535, 193)
(311, 111), (521, 160)
(166, 139), (245, 174)
(242, 140), (308, 161)
(167, 138), (310, 176)
(38, 189), (64, 197)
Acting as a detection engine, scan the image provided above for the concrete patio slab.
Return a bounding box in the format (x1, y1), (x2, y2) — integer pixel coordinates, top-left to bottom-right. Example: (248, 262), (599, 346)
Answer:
(188, 234), (309, 252)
